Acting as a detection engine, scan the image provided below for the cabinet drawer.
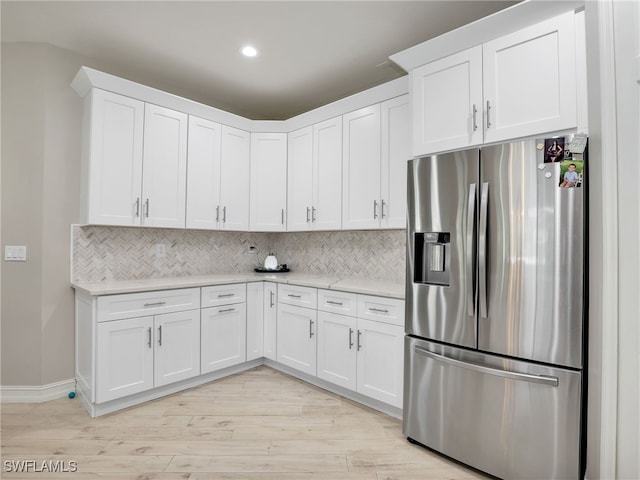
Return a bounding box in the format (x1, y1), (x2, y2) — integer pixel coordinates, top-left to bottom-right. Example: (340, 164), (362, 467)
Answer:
(97, 288), (200, 323)
(318, 289), (357, 316)
(357, 295), (405, 327)
(278, 284), (317, 309)
(201, 283), (246, 308)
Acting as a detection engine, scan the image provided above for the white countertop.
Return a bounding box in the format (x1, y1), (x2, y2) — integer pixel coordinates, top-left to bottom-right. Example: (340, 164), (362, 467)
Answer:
(72, 272), (405, 299)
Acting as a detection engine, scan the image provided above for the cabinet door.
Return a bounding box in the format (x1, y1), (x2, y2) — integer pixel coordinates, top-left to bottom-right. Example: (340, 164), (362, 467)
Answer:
(220, 126), (250, 231)
(154, 310), (201, 387)
(411, 46), (483, 157)
(263, 282), (278, 361)
(250, 133), (287, 231)
(317, 311), (357, 390)
(313, 116), (343, 230)
(201, 303), (247, 374)
(342, 105), (382, 229)
(356, 318), (404, 408)
(141, 103), (188, 228)
(85, 89), (144, 226)
(287, 126), (314, 231)
(246, 282), (264, 362)
(276, 303), (317, 375)
(482, 12), (576, 143)
(380, 95), (410, 229)
(96, 316), (154, 403)
(186, 116), (222, 230)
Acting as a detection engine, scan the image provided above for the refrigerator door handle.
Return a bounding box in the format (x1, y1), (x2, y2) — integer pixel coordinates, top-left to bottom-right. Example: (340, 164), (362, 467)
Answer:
(478, 182), (489, 318)
(466, 183), (477, 317)
(414, 347), (559, 387)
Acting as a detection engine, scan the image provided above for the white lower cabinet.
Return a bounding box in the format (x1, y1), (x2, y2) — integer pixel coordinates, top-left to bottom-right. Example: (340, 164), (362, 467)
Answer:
(263, 282), (278, 361)
(95, 308), (200, 403)
(246, 282), (264, 362)
(201, 303), (247, 374)
(316, 292), (404, 408)
(277, 302), (317, 376)
(96, 315), (154, 403)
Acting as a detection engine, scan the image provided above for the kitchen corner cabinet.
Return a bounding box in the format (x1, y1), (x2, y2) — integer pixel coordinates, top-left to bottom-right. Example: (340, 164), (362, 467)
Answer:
(246, 282), (264, 362)
(411, 11), (577, 157)
(342, 95), (409, 230)
(186, 119), (251, 231)
(80, 89), (188, 228)
(200, 284), (247, 374)
(250, 133), (287, 231)
(287, 116), (343, 231)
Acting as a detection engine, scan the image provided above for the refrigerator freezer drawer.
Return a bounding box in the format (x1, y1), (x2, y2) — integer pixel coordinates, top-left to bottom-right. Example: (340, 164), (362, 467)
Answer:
(403, 336), (582, 480)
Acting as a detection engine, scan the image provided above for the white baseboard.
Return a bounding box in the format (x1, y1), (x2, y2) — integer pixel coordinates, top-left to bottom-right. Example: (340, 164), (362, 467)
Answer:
(0, 379), (75, 403)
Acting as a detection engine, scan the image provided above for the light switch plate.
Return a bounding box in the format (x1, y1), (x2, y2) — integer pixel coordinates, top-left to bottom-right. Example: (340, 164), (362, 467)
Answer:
(5, 245), (27, 261)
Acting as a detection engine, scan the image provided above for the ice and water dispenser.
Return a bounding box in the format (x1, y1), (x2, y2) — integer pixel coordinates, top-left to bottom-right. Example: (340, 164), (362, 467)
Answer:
(413, 232), (450, 286)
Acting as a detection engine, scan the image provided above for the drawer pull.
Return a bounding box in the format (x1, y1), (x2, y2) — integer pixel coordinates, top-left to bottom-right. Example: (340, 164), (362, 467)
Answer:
(144, 301), (167, 307)
(326, 300), (344, 306)
(218, 308), (235, 313)
(369, 307), (389, 314)
(288, 294), (302, 299)
(217, 293), (235, 298)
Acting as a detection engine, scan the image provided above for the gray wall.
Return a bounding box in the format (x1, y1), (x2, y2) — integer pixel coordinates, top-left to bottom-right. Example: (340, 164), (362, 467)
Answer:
(1, 43), (85, 386)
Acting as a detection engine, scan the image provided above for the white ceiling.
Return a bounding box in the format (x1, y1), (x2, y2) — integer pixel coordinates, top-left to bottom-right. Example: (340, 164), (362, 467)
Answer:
(1, 1), (519, 120)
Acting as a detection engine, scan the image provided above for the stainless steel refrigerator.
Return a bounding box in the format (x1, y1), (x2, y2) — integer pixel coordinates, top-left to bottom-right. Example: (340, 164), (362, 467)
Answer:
(404, 135), (586, 480)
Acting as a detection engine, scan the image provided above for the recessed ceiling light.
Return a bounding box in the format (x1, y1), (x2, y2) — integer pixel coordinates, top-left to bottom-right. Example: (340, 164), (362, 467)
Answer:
(241, 45), (258, 58)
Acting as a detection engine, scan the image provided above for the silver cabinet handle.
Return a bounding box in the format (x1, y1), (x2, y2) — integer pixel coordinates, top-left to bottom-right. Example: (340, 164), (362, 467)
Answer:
(414, 347), (559, 387)
(218, 307), (235, 313)
(368, 307), (389, 314)
(373, 200), (378, 219)
(157, 325), (162, 346)
(281, 208), (285, 225)
(144, 301), (166, 307)
(216, 205), (220, 223)
(357, 330), (362, 351)
(486, 101), (492, 129)
(269, 291), (275, 308)
(147, 327), (152, 348)
(135, 198), (140, 217)
(311, 206), (316, 222)
(309, 319), (314, 338)
(288, 294), (302, 299)
(349, 327), (354, 350)
(144, 198), (150, 218)
(217, 293), (235, 298)
(478, 182), (489, 319)
(326, 300), (343, 306)
(381, 199), (386, 219)
(472, 104), (478, 132)
(223, 206), (227, 223)
(466, 183), (477, 317)
(306, 207), (310, 223)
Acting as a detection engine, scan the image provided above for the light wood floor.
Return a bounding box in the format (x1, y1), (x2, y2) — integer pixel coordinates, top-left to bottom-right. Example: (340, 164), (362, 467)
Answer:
(1, 366), (490, 479)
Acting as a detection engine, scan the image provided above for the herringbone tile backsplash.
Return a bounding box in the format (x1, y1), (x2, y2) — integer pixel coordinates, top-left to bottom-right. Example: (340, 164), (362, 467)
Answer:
(72, 226), (406, 283)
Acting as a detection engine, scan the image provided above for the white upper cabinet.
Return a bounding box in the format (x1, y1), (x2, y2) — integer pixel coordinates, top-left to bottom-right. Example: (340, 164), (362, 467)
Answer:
(141, 104), (188, 228)
(482, 12), (576, 143)
(313, 116), (343, 230)
(411, 46), (483, 156)
(287, 126), (314, 231)
(287, 116), (343, 232)
(411, 11), (577, 156)
(380, 95), (410, 229)
(250, 133), (287, 231)
(186, 116), (222, 230)
(220, 125), (251, 231)
(342, 104), (382, 230)
(343, 98), (409, 230)
(82, 89), (145, 226)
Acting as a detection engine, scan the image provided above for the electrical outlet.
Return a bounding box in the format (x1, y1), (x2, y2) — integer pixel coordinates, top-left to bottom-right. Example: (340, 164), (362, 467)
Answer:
(4, 245), (27, 261)
(155, 244), (166, 258)
(245, 245), (257, 254)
